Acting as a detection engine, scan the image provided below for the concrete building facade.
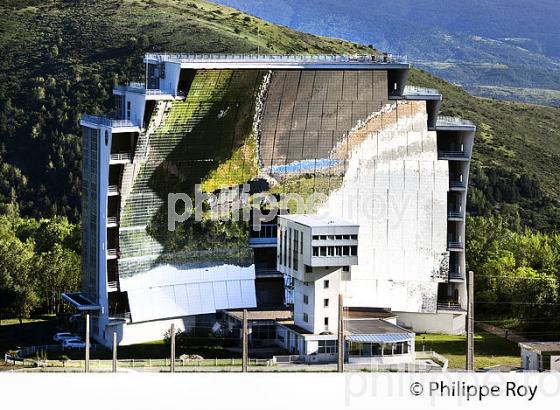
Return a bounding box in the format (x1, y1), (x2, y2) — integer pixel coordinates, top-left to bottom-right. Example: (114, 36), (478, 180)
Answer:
(64, 54), (474, 350)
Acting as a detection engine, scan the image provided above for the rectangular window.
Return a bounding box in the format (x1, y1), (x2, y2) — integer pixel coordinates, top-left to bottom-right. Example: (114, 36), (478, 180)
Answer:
(350, 234), (358, 240)
(335, 246), (342, 256)
(303, 294), (309, 304)
(324, 280), (330, 289)
(350, 246), (357, 256)
(320, 235), (327, 240)
(320, 247), (327, 256)
(313, 247), (319, 257)
(343, 246), (349, 256)
(318, 340), (337, 354)
(336, 235), (342, 240)
(313, 235), (320, 240)
(303, 313), (309, 323)
(126, 101), (131, 120)
(327, 246), (334, 256)
(324, 317), (329, 326)
(324, 298), (329, 307)
(288, 228), (292, 269)
(300, 231), (303, 254)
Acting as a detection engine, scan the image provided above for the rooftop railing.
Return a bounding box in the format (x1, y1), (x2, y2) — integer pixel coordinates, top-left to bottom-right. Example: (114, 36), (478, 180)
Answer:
(145, 53), (408, 65)
(436, 116), (475, 128)
(81, 114), (136, 128)
(403, 85), (441, 96)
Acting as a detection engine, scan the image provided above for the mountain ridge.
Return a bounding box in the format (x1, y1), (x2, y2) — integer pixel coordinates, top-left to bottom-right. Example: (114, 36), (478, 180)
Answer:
(0, 0), (559, 231)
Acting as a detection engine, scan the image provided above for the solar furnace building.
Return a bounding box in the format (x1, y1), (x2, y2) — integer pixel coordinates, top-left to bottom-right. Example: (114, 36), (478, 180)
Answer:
(65, 54), (475, 346)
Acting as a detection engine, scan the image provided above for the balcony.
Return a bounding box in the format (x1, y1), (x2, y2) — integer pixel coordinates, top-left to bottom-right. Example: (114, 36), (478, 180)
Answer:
(81, 114), (137, 129)
(447, 210), (464, 221)
(436, 116), (476, 130)
(107, 281), (119, 292)
(107, 249), (119, 260)
(449, 179), (467, 191)
(448, 271), (465, 282)
(249, 237), (277, 248)
(447, 241), (464, 251)
(110, 152), (132, 164)
(107, 185), (119, 196)
(439, 150), (470, 161)
(437, 301), (463, 312)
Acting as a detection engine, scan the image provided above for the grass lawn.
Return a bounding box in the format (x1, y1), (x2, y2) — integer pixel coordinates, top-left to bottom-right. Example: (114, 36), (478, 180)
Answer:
(416, 330), (521, 370)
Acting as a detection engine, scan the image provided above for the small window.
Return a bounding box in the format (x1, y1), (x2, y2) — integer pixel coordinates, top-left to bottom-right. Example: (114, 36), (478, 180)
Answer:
(342, 266), (350, 272)
(328, 235), (335, 240)
(324, 299), (329, 308)
(350, 246), (357, 256)
(342, 246), (349, 256)
(303, 313), (309, 323)
(313, 235), (320, 240)
(336, 235), (342, 240)
(300, 232), (303, 254)
(320, 235), (327, 240)
(303, 294), (309, 304)
(313, 247), (319, 257)
(320, 247), (327, 256)
(327, 246), (334, 256)
(335, 246), (342, 256)
(324, 280), (330, 289)
(324, 317), (329, 326)
(351, 234), (358, 240)
(343, 235), (350, 240)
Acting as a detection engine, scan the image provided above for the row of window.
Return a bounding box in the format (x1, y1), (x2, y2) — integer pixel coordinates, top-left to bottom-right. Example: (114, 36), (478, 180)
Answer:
(303, 295), (330, 307)
(312, 245), (357, 257)
(302, 313), (329, 328)
(313, 234), (357, 241)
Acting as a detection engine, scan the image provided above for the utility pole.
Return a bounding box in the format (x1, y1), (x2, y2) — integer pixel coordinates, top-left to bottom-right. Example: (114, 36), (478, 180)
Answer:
(337, 293), (344, 373)
(112, 332), (117, 373)
(466, 270), (475, 371)
(242, 309), (248, 373)
(85, 313), (90, 373)
(170, 323), (176, 373)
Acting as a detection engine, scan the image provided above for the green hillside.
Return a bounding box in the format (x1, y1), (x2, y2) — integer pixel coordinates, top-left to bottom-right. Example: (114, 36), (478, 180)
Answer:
(1, 0), (560, 231)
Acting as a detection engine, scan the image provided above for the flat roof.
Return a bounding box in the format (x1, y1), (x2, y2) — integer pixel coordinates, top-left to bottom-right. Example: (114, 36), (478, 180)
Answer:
(345, 318), (413, 336)
(225, 307), (292, 322)
(279, 214), (359, 228)
(144, 53), (410, 70)
(519, 341), (560, 354)
(346, 307), (397, 320)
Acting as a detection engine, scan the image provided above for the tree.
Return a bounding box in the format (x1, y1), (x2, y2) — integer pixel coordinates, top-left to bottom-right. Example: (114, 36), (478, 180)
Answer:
(0, 236), (38, 323)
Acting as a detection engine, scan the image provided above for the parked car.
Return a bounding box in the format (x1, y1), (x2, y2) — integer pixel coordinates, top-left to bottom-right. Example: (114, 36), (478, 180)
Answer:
(62, 338), (86, 349)
(53, 332), (76, 342)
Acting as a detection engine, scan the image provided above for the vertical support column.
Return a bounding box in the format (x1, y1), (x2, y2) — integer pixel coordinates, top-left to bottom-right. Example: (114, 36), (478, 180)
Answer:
(85, 313), (90, 373)
(242, 309), (248, 373)
(337, 293), (344, 373)
(112, 332), (117, 373)
(170, 323), (176, 373)
(466, 270), (475, 371)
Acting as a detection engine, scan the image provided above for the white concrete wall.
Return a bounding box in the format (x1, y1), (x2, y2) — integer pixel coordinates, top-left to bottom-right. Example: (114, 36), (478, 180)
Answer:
(123, 91), (147, 128)
(96, 125), (112, 341)
(396, 311), (465, 335)
(103, 316), (196, 346)
(348, 352), (415, 365)
(162, 62), (181, 95)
